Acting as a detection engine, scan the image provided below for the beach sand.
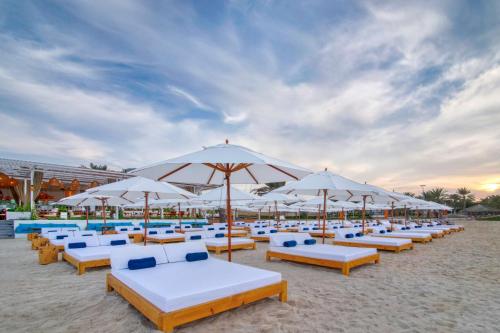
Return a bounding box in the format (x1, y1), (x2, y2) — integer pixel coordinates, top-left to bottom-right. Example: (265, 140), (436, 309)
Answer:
(0, 220), (499, 333)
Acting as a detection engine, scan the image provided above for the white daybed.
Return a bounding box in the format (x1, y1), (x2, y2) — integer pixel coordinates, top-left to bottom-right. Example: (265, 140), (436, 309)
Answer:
(333, 231), (413, 252)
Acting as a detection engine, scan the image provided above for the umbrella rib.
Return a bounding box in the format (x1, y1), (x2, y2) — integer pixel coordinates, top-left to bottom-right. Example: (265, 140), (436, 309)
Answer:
(268, 164), (299, 180)
(231, 163), (253, 173)
(158, 163), (192, 181)
(244, 167), (258, 184)
(204, 163), (227, 173)
(206, 168), (217, 185)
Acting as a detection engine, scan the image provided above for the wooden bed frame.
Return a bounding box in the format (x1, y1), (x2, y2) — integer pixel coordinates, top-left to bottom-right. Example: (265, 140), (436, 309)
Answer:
(63, 252), (110, 275)
(266, 250), (380, 276)
(206, 242), (256, 255)
(372, 234), (432, 243)
(106, 273), (287, 333)
(223, 232), (248, 237)
(333, 239), (414, 252)
(251, 235), (270, 242)
(307, 232), (336, 238)
(146, 236), (186, 244)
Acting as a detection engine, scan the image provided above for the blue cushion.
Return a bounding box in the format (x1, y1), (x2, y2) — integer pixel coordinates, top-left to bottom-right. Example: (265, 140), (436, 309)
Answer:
(340, 226), (345, 228)
(56, 235), (68, 240)
(215, 233), (224, 238)
(304, 239), (316, 245)
(120, 228), (128, 231)
(133, 227), (141, 230)
(68, 242), (86, 249)
(257, 231), (265, 235)
(175, 226), (180, 228)
(82, 234), (93, 236)
(270, 229), (277, 233)
(333, 226), (338, 229)
(355, 232), (363, 237)
(415, 226), (422, 228)
(165, 230), (174, 234)
(149, 231), (157, 235)
(184, 226), (191, 228)
(345, 233), (354, 238)
(48, 230), (57, 233)
(208, 227), (214, 231)
(387, 230), (392, 233)
(312, 227), (319, 230)
(283, 240), (297, 247)
(186, 252), (208, 262)
(219, 227), (226, 230)
(128, 257), (156, 270)
(303, 227), (309, 231)
(254, 226), (260, 228)
(379, 230), (386, 234)
(190, 235), (202, 240)
(111, 240), (127, 246)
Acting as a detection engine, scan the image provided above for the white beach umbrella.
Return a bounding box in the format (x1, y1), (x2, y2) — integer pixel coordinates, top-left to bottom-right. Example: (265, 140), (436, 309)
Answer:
(196, 184), (260, 202)
(87, 176), (196, 244)
(257, 192), (299, 226)
(274, 169), (378, 241)
(130, 140), (311, 261)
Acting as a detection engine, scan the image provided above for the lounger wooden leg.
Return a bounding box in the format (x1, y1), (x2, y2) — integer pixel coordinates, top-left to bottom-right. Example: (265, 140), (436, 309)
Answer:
(279, 280), (288, 302)
(266, 252), (271, 261)
(78, 264), (85, 275)
(342, 265), (350, 276)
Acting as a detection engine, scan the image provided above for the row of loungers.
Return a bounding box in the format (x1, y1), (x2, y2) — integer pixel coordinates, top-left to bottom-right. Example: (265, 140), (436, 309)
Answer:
(106, 242), (287, 333)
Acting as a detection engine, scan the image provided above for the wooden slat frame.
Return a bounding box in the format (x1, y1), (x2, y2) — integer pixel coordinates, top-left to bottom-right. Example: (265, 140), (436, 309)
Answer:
(250, 236), (270, 242)
(266, 250), (380, 276)
(63, 252), (110, 275)
(206, 242), (256, 255)
(106, 273), (287, 333)
(146, 237), (186, 244)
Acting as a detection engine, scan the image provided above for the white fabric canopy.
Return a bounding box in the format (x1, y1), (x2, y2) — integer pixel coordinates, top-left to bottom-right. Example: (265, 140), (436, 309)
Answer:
(57, 192), (132, 207)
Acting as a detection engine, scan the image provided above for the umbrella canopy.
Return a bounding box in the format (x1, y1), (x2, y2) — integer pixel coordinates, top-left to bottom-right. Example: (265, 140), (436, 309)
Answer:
(130, 140), (311, 261)
(196, 184), (259, 202)
(273, 170), (378, 241)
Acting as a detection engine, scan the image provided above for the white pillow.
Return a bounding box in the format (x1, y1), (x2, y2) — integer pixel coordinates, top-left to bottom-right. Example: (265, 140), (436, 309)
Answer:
(110, 245), (168, 270)
(163, 242), (208, 263)
(98, 234), (130, 246)
(64, 236), (99, 249)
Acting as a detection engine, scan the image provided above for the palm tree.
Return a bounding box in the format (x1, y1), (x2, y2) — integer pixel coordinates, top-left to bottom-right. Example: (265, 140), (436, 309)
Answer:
(423, 188), (447, 203)
(457, 187), (471, 211)
(403, 192), (415, 197)
(251, 182), (285, 196)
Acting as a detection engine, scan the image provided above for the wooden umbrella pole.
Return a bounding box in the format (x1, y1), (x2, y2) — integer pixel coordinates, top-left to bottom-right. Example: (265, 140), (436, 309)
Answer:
(143, 192), (149, 246)
(102, 199), (106, 225)
(391, 202), (395, 231)
(317, 205), (320, 227)
(322, 189), (327, 244)
(404, 204), (407, 226)
(178, 202), (182, 230)
(268, 207), (271, 227)
(362, 196), (367, 234)
(274, 201), (279, 229)
(225, 170), (232, 262)
(85, 206), (89, 230)
(342, 207), (345, 227)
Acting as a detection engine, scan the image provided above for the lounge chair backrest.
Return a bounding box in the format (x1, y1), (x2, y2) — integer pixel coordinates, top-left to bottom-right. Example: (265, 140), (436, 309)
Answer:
(41, 228), (60, 234)
(185, 231), (206, 241)
(60, 227), (80, 232)
(110, 244), (168, 270)
(47, 231), (74, 240)
(64, 236), (99, 250)
(163, 241), (209, 263)
(74, 230), (97, 237)
(115, 226), (131, 231)
(98, 234), (130, 246)
(293, 233), (314, 245)
(270, 233), (298, 247)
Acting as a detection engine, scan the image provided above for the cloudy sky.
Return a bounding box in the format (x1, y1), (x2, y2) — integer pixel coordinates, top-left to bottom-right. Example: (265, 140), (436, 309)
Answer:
(1, 0), (499, 197)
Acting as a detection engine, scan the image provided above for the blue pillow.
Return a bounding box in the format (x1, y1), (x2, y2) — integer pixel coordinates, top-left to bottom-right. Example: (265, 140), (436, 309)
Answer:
(149, 231), (158, 235)
(174, 226), (180, 228)
(68, 242), (86, 249)
(190, 235), (202, 240)
(340, 226), (345, 228)
(304, 239), (316, 245)
(110, 239), (127, 246)
(208, 227), (214, 231)
(219, 227), (226, 230)
(270, 230), (277, 233)
(303, 227), (309, 231)
(283, 240), (297, 247)
(257, 231), (265, 235)
(128, 257), (156, 270)
(333, 226), (338, 229)
(313, 227), (319, 230)
(133, 227), (141, 231)
(186, 252), (208, 262)
(82, 234), (93, 236)
(120, 228), (128, 231)
(56, 235), (68, 240)
(379, 230), (386, 234)
(214, 233), (224, 238)
(184, 226), (191, 228)
(387, 230), (392, 233)
(255, 226), (260, 228)
(48, 230), (57, 233)
(355, 232), (363, 237)
(165, 230), (174, 234)
(345, 233), (354, 239)
(415, 226), (422, 228)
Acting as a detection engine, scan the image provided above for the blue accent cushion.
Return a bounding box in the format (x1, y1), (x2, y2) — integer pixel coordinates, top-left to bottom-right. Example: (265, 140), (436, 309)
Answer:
(208, 227), (214, 231)
(149, 231), (158, 235)
(257, 231), (265, 235)
(215, 233), (224, 238)
(387, 230), (392, 233)
(56, 235), (68, 240)
(128, 257), (156, 270)
(190, 235), (202, 240)
(355, 232), (363, 237)
(120, 228), (128, 231)
(186, 252), (208, 262)
(68, 242), (86, 249)
(219, 227), (226, 230)
(82, 234), (93, 236)
(304, 239), (316, 245)
(345, 233), (354, 239)
(111, 240), (127, 246)
(133, 227), (141, 230)
(379, 230), (386, 234)
(48, 230), (57, 232)
(165, 230), (174, 234)
(333, 226), (338, 229)
(184, 226), (191, 228)
(313, 227), (319, 230)
(340, 226), (344, 228)
(270, 230), (277, 233)
(415, 226), (422, 228)
(303, 227), (309, 231)
(283, 240), (297, 247)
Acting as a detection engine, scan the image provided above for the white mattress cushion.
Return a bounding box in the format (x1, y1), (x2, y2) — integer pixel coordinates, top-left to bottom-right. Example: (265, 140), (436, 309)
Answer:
(64, 236), (99, 249)
(47, 231), (74, 240)
(49, 239), (66, 246)
(204, 238), (254, 247)
(73, 230), (97, 237)
(98, 234), (130, 246)
(381, 232), (431, 238)
(269, 233), (298, 247)
(337, 236), (411, 246)
(66, 245), (115, 261)
(112, 258), (281, 312)
(270, 244), (377, 262)
(148, 233), (185, 240)
(111, 244), (168, 270)
(163, 242), (209, 263)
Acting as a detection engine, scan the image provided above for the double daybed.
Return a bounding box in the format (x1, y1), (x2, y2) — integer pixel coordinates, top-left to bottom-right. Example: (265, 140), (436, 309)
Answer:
(106, 242), (287, 332)
(184, 231), (256, 254)
(333, 230), (413, 252)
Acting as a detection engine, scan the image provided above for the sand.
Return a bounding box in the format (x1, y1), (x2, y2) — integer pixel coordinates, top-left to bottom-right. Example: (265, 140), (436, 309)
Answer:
(0, 219), (499, 333)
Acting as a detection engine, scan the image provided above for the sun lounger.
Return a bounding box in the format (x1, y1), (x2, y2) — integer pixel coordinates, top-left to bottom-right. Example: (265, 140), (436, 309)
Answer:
(266, 233), (379, 276)
(395, 225), (445, 238)
(107, 242), (287, 332)
(63, 234), (131, 274)
(333, 231), (413, 252)
(204, 236), (256, 254)
(250, 228), (278, 242)
(146, 230), (185, 244)
(370, 230), (432, 243)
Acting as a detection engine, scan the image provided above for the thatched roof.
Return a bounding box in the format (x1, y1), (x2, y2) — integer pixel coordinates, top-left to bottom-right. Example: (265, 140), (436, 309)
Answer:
(463, 204), (500, 213)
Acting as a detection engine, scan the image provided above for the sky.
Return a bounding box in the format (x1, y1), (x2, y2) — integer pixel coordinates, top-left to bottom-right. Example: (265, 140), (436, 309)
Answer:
(0, 0), (499, 198)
